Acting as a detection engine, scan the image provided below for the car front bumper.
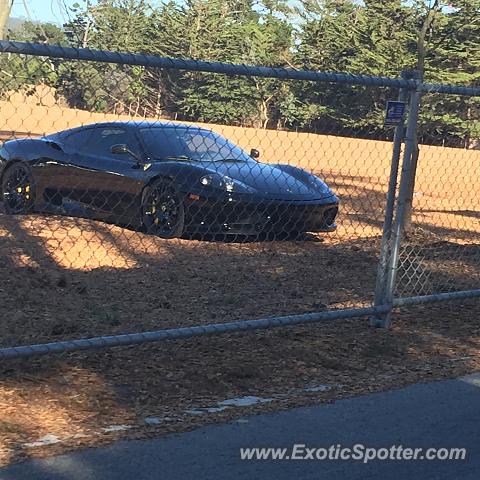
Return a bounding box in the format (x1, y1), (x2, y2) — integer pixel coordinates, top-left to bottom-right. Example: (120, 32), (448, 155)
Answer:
(183, 193), (339, 236)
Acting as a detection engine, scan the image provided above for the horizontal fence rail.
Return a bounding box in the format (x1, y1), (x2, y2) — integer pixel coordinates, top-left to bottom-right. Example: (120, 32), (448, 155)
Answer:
(423, 82), (480, 96)
(0, 306), (389, 360)
(393, 290), (480, 307)
(1, 288), (479, 360)
(2, 41), (480, 96)
(0, 40), (415, 88)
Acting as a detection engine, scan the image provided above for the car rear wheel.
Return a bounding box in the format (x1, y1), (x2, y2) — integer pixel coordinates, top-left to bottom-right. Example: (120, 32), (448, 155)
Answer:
(2, 163), (35, 214)
(141, 179), (185, 239)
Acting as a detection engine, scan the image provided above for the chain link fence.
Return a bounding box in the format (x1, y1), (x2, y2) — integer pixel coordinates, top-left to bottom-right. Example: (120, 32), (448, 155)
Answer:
(395, 91), (480, 299)
(0, 41), (479, 358)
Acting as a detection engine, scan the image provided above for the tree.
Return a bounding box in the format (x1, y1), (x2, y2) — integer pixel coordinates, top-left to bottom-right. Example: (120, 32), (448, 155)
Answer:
(2, 0), (478, 149)
(291, 0), (418, 135)
(418, 0), (480, 144)
(403, 0), (480, 231)
(161, 0), (265, 125)
(402, 0), (443, 232)
(0, 0), (13, 40)
(289, 0), (360, 132)
(0, 21), (67, 98)
(146, 0), (293, 126)
(60, 0), (152, 113)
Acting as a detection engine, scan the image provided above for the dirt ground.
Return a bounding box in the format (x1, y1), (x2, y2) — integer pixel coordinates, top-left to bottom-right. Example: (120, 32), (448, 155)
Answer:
(1, 299), (480, 467)
(0, 212), (479, 467)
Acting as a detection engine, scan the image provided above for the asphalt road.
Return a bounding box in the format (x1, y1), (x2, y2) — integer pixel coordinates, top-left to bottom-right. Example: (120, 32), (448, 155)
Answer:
(1, 373), (479, 480)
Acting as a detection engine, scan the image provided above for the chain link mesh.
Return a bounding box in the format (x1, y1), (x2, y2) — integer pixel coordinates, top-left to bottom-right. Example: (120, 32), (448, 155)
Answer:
(0, 44), (479, 353)
(0, 49), (401, 349)
(395, 93), (480, 298)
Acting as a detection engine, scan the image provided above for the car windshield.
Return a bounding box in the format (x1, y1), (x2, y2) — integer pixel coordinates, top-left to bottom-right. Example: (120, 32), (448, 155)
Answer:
(139, 127), (252, 162)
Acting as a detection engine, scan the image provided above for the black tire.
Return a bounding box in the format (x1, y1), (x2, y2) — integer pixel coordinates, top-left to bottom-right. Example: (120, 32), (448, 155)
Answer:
(141, 179), (185, 239)
(1, 163), (36, 214)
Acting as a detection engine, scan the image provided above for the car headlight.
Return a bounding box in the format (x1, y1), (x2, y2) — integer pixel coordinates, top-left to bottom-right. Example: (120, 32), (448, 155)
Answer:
(200, 174), (235, 192)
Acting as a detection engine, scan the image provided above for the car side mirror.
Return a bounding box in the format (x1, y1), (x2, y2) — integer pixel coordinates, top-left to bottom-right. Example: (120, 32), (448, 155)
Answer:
(111, 144), (130, 155)
(250, 148), (260, 159)
(111, 144), (142, 162)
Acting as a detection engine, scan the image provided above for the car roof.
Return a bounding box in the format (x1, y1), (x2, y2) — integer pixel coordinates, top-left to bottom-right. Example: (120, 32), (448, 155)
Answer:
(47, 121), (210, 139)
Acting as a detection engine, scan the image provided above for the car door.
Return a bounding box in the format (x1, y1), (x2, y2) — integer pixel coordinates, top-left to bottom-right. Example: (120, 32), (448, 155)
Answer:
(63, 126), (144, 224)
(55, 128), (98, 203)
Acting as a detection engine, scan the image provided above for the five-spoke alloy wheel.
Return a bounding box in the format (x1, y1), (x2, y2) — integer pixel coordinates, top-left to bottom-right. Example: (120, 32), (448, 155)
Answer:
(141, 179), (185, 238)
(2, 163), (35, 214)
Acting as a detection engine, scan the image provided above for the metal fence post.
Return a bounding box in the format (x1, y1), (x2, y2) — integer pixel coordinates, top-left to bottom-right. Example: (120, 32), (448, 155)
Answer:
(371, 71), (412, 326)
(372, 70), (422, 328)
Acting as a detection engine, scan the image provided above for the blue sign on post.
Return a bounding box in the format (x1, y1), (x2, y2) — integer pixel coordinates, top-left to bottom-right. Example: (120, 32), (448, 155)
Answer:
(385, 100), (406, 126)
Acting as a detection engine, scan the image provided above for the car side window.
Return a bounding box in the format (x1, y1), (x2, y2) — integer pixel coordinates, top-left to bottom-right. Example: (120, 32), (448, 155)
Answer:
(63, 129), (98, 153)
(63, 127), (140, 160)
(96, 128), (129, 156)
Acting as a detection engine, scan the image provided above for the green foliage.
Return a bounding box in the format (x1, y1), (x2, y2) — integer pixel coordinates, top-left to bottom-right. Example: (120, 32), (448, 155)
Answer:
(416, 0), (480, 144)
(0, 21), (66, 96)
(288, 0), (480, 143)
(146, 0), (293, 126)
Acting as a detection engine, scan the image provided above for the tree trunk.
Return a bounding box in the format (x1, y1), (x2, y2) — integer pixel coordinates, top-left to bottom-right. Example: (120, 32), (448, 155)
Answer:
(402, 1), (438, 233)
(261, 100), (269, 129)
(402, 141), (420, 233)
(154, 80), (162, 118)
(82, 17), (92, 48)
(0, 0), (13, 40)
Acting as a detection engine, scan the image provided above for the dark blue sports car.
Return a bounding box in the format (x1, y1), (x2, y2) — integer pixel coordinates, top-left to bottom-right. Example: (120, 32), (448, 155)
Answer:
(0, 121), (339, 239)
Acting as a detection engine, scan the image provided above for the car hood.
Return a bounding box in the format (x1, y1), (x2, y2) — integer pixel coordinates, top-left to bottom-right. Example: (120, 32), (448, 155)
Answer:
(201, 160), (334, 200)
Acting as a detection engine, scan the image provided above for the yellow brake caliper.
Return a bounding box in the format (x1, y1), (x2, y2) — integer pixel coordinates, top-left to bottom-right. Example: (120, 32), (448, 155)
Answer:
(16, 185), (30, 200)
(152, 204), (158, 224)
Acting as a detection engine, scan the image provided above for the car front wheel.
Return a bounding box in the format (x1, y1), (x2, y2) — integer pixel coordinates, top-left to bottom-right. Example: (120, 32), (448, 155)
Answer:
(141, 179), (185, 239)
(2, 163), (36, 214)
